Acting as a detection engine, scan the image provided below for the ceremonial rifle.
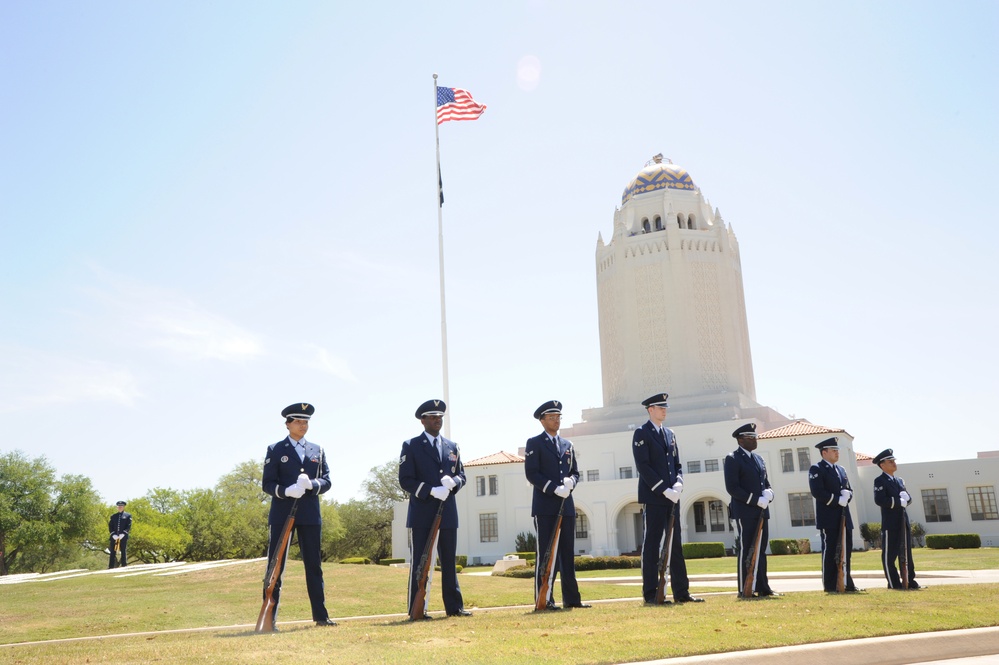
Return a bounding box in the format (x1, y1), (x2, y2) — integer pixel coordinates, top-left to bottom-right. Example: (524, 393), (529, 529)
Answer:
(409, 499), (446, 621)
(742, 507), (766, 598)
(835, 506), (848, 593)
(535, 496), (567, 611)
(654, 509), (676, 604)
(899, 481), (910, 590)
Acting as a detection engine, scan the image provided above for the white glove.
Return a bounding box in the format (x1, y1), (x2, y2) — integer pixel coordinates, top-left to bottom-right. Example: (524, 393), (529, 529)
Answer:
(297, 473), (313, 491)
(756, 496), (770, 509)
(284, 484), (305, 499)
(672, 481), (683, 495)
(840, 489), (853, 500)
(900, 497), (909, 508)
(554, 485), (571, 499)
(430, 486), (450, 501)
(440, 475), (457, 490)
(837, 494), (849, 507)
(763, 488), (775, 502)
(663, 488), (680, 503)
(563, 477), (576, 491)
(899, 491), (911, 503)
(113, 534), (122, 540)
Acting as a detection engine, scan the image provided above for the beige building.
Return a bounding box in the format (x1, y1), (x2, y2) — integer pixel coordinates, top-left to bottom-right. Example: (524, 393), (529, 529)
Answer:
(392, 157), (999, 564)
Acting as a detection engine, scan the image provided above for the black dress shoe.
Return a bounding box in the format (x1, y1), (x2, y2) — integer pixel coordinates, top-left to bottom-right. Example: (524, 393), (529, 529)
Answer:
(565, 603), (592, 609)
(409, 614), (433, 620)
(315, 619), (338, 627)
(644, 599), (672, 605)
(908, 582), (921, 590)
(675, 596), (704, 603)
(447, 609), (473, 617)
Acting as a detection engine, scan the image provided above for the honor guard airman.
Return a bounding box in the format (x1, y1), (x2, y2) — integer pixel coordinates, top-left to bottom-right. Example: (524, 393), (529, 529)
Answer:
(723, 423), (781, 598)
(808, 437), (860, 592)
(108, 501), (131, 569)
(632, 393), (702, 604)
(260, 402), (336, 629)
(873, 448), (920, 590)
(398, 399), (471, 618)
(524, 400), (590, 610)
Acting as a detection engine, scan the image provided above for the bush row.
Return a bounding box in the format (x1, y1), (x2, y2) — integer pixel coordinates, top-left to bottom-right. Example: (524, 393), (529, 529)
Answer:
(770, 539), (812, 555)
(926, 533), (981, 549)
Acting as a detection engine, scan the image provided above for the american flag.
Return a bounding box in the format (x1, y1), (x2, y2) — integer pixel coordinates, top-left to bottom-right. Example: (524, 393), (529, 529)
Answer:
(436, 86), (487, 125)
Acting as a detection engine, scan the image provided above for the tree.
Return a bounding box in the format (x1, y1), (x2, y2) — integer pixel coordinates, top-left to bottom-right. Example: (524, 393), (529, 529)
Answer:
(515, 531), (537, 554)
(327, 460), (406, 562)
(362, 460), (408, 512)
(126, 491), (192, 564)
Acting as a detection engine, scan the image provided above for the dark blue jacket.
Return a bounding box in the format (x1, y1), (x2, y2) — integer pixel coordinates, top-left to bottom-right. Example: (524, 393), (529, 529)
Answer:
(808, 459), (854, 530)
(524, 432), (580, 518)
(632, 421), (683, 507)
(398, 432), (466, 529)
(873, 472), (908, 531)
(262, 438), (331, 526)
(724, 446), (772, 520)
(109, 511), (132, 536)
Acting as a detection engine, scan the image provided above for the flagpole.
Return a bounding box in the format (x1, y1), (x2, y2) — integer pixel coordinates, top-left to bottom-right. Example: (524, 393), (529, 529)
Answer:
(433, 73), (452, 438)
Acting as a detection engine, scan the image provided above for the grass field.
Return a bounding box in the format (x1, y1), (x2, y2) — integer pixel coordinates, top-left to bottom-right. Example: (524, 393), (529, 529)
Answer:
(1, 550), (997, 664)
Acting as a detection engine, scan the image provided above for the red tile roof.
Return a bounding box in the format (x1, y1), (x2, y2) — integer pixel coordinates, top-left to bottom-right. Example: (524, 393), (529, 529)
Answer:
(465, 451), (525, 467)
(759, 419), (849, 439)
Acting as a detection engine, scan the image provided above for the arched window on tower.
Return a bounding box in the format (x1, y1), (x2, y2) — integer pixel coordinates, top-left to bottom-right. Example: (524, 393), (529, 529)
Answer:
(687, 214), (695, 230)
(654, 215), (663, 231)
(642, 218), (650, 234)
(676, 213), (684, 229)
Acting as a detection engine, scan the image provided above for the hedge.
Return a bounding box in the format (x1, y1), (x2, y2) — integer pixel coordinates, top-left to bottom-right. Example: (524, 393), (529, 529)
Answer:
(340, 557), (371, 565)
(434, 565), (464, 574)
(456, 555), (468, 568)
(505, 551), (537, 562)
(926, 533), (981, 549)
(573, 556), (641, 571)
(682, 542), (725, 559)
(769, 539), (812, 555)
(495, 564), (534, 578)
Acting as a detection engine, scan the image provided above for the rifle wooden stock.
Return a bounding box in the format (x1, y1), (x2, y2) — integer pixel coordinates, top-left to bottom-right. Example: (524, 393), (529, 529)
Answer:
(835, 509), (848, 593)
(742, 512), (766, 598)
(409, 500), (446, 621)
(535, 498), (566, 611)
(655, 510), (676, 604)
(114, 537), (120, 553)
(255, 500), (299, 633)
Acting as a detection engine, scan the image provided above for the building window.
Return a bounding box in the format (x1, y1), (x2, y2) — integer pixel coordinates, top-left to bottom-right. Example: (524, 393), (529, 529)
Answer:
(676, 213), (684, 228)
(709, 500), (727, 532)
(479, 513), (498, 543)
(921, 489), (952, 522)
(704, 459), (719, 473)
(967, 487), (999, 521)
(488, 475), (499, 496)
(576, 512), (590, 539)
(475, 476), (485, 497)
(642, 219), (650, 233)
(687, 461), (702, 474)
(789, 492), (815, 527)
(796, 447), (811, 472)
(619, 466), (633, 479)
(688, 214), (696, 229)
(693, 502), (706, 533)
(587, 470), (599, 482)
(780, 449), (794, 473)
(654, 215), (663, 231)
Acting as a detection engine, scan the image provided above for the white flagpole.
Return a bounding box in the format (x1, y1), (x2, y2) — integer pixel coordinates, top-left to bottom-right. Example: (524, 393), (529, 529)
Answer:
(433, 73), (452, 438)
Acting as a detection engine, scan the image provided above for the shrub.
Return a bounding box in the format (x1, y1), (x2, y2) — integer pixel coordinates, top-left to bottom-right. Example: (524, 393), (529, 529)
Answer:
(378, 558), (405, 566)
(682, 542), (725, 559)
(797, 539), (812, 554)
(434, 565), (463, 574)
(573, 556), (641, 571)
(769, 539), (800, 555)
(926, 534), (981, 549)
(860, 522), (882, 549)
(515, 531), (537, 553)
(910, 522), (926, 547)
(340, 557), (371, 565)
(495, 564), (535, 578)
(456, 555), (468, 567)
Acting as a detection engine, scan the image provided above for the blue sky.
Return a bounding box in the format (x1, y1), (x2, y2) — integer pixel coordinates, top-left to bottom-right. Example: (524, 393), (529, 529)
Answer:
(2, 1), (997, 505)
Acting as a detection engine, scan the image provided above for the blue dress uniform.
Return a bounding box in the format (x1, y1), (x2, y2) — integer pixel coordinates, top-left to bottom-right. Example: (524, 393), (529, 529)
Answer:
(261, 403), (333, 627)
(723, 423), (778, 598)
(524, 400), (587, 609)
(398, 399), (468, 617)
(872, 448), (919, 590)
(108, 502), (131, 569)
(632, 392), (698, 603)
(808, 437), (857, 592)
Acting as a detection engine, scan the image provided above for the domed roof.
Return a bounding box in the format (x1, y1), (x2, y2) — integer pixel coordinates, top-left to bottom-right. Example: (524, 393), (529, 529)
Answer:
(621, 157), (696, 205)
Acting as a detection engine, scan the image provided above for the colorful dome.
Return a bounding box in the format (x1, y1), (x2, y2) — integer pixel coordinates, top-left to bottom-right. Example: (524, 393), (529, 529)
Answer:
(621, 160), (696, 205)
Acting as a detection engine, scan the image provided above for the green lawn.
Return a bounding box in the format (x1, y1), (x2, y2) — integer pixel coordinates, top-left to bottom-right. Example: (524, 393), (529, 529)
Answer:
(1, 550), (996, 664)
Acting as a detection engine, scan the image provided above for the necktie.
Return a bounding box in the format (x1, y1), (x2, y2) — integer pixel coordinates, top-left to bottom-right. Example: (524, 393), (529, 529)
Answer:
(434, 437), (442, 461)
